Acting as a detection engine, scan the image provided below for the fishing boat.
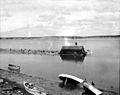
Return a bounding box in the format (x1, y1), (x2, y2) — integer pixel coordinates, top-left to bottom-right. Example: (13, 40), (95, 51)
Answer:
(23, 81), (47, 95)
(58, 74), (103, 95)
(8, 64), (20, 72)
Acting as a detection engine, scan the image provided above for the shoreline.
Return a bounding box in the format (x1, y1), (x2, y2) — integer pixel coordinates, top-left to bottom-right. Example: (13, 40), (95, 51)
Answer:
(0, 69), (119, 95)
(0, 35), (120, 40)
(0, 48), (59, 55)
(0, 69), (84, 95)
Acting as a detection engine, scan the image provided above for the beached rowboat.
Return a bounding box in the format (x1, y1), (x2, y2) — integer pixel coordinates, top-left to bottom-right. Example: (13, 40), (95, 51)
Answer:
(23, 81), (47, 95)
(58, 74), (103, 95)
(8, 64), (20, 72)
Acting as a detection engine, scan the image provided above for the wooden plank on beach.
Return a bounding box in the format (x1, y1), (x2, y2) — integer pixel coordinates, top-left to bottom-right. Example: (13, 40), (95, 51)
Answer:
(83, 82), (103, 95)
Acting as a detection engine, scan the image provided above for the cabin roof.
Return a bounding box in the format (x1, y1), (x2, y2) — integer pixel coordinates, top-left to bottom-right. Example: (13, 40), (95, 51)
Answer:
(61, 46), (84, 50)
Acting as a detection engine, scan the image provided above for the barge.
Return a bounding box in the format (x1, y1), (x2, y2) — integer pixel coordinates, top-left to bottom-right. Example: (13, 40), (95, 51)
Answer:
(59, 46), (87, 56)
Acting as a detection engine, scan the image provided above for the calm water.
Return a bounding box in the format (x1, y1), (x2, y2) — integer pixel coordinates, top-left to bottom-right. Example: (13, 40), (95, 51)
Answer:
(0, 37), (119, 92)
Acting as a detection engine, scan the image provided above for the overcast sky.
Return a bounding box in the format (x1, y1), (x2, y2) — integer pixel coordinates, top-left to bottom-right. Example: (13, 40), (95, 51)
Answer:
(0, 0), (120, 37)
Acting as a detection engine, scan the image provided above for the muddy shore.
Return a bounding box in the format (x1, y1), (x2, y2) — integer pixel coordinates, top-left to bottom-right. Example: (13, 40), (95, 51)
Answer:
(0, 69), (85, 95)
(0, 69), (119, 95)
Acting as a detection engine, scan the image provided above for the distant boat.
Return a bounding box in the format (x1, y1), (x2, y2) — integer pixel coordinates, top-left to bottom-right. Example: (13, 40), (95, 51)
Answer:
(8, 64), (20, 72)
(58, 74), (103, 95)
(23, 81), (47, 95)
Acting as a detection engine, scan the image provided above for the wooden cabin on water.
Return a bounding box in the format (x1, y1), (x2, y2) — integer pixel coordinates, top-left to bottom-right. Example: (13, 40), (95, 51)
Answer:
(59, 46), (86, 56)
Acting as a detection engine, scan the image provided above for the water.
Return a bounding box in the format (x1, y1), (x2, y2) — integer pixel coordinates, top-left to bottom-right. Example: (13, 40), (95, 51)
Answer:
(0, 37), (119, 93)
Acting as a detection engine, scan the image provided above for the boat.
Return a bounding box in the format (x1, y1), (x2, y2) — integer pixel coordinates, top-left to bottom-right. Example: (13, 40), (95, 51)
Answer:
(23, 81), (47, 95)
(59, 46), (87, 56)
(58, 74), (103, 95)
(8, 64), (20, 72)
(59, 74), (84, 85)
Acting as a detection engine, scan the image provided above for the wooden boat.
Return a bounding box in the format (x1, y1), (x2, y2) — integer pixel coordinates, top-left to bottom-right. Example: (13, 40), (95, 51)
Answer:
(59, 46), (87, 56)
(8, 64), (20, 72)
(23, 81), (47, 95)
(59, 74), (84, 85)
(58, 74), (103, 95)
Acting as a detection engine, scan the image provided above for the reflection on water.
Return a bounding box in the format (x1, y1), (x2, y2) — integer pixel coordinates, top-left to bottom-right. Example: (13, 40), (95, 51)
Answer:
(60, 54), (86, 63)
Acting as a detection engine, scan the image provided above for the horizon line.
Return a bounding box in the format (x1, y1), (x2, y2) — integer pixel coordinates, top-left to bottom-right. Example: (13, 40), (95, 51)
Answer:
(0, 35), (120, 39)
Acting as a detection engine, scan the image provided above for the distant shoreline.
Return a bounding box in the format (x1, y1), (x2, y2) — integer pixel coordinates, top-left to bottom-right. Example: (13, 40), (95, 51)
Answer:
(0, 35), (120, 39)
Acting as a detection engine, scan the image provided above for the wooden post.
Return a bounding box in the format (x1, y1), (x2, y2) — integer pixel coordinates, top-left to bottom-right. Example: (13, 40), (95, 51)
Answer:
(64, 78), (67, 86)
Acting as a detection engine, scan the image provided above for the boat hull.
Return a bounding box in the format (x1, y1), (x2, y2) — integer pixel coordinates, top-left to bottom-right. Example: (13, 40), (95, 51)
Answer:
(59, 74), (84, 84)
(8, 64), (20, 72)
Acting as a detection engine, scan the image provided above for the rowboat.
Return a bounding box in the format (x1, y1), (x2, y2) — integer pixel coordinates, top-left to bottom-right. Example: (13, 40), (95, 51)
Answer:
(23, 81), (47, 95)
(59, 74), (84, 85)
(58, 74), (103, 95)
(8, 64), (20, 72)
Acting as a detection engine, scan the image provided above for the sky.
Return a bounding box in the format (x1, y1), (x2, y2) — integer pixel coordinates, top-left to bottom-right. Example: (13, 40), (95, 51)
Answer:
(0, 0), (120, 37)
